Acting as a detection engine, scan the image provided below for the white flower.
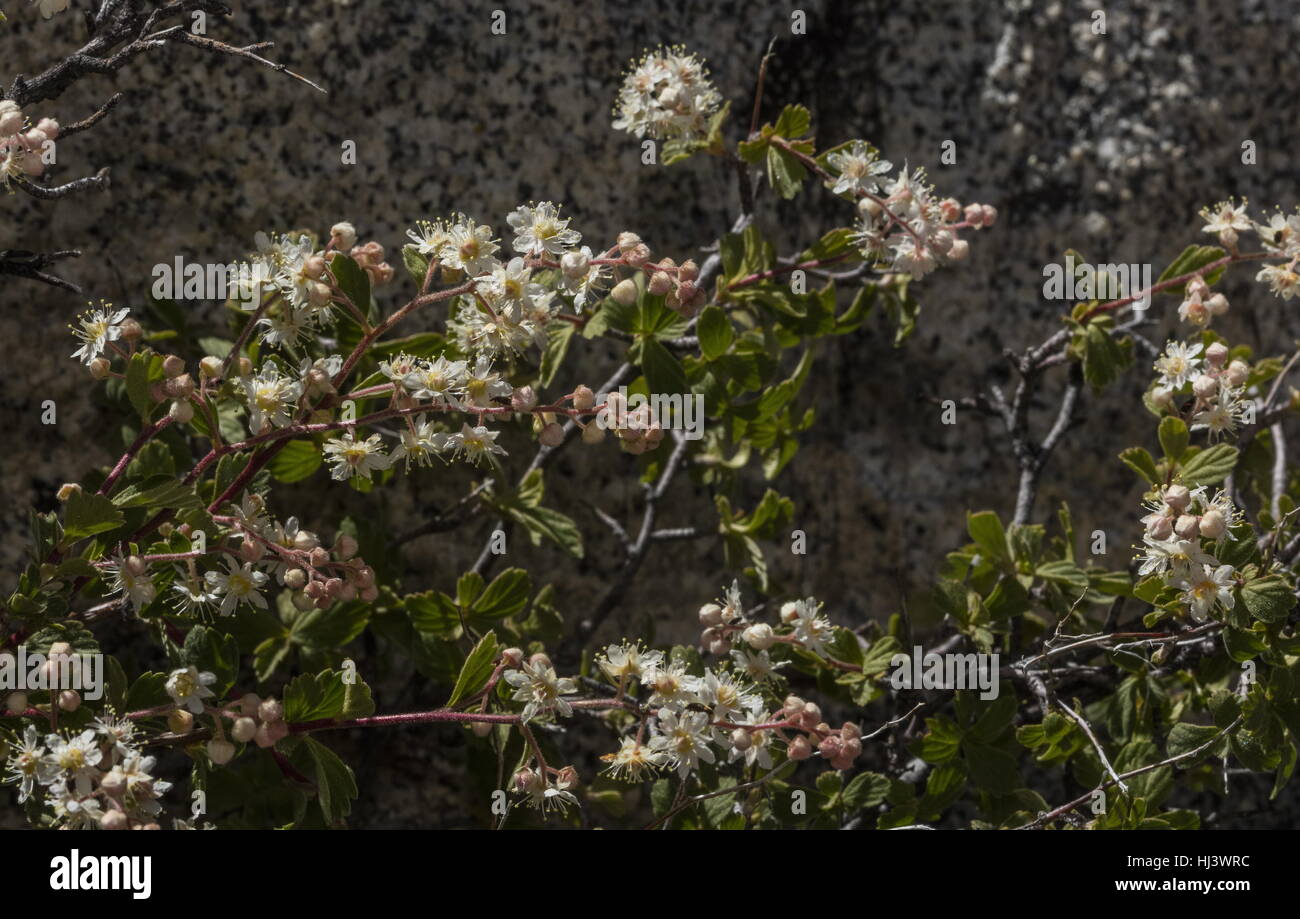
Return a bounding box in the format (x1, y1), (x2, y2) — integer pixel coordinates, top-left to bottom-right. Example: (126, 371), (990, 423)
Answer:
(323, 432), (391, 481)
(730, 648), (786, 683)
(92, 711), (138, 761)
(47, 779), (105, 829)
(447, 423), (507, 465)
(1256, 264), (1300, 300)
(166, 666), (218, 714)
(825, 141), (892, 197)
(600, 736), (670, 781)
(516, 768), (579, 813)
(70, 302), (129, 365)
(441, 215), (501, 276)
(697, 668), (759, 726)
(1175, 564), (1236, 622)
(1191, 388), (1246, 439)
(788, 597), (833, 656)
(204, 555), (269, 615)
(3, 725), (45, 802)
(1255, 210), (1300, 258)
(656, 708), (715, 778)
(644, 661), (701, 711)
(241, 362), (303, 432)
(597, 641), (664, 684)
(1200, 199), (1252, 239)
(506, 201), (581, 257)
(503, 659), (578, 723)
(170, 576), (217, 615)
(40, 730), (103, 795)
(559, 245), (610, 311)
(1153, 341), (1204, 388)
(611, 46), (722, 142)
(106, 555), (156, 609)
(726, 711), (775, 769)
(405, 356), (468, 405)
(462, 356), (513, 408)
(390, 417), (451, 470)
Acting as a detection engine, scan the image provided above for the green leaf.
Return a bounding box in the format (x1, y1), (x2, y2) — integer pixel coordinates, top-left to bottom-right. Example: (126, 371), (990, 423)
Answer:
(125, 351), (162, 420)
(841, 771), (891, 811)
(302, 737), (358, 823)
(1119, 446), (1160, 484)
(967, 510), (1010, 568)
(540, 320), (576, 388)
(268, 440), (322, 483)
(472, 568), (531, 620)
(1158, 416), (1189, 462)
(697, 305), (733, 361)
(1179, 444), (1238, 486)
(109, 476), (200, 511)
(636, 338), (688, 397)
(290, 601), (371, 650)
(401, 244), (430, 287)
(445, 631), (499, 708)
(1166, 722), (1225, 764)
(1240, 575), (1296, 624)
(1081, 320), (1132, 389)
(62, 490), (125, 542)
(329, 254), (372, 316)
(406, 591), (461, 636)
(1157, 245), (1226, 296)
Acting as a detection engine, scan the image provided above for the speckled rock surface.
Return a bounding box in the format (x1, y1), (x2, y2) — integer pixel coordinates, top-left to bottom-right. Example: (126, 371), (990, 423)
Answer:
(5, 0), (1300, 826)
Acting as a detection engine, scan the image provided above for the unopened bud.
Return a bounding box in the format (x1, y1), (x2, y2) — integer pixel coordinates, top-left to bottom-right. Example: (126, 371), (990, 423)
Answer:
(206, 739), (236, 765)
(232, 717), (257, 743)
(1174, 514), (1200, 539)
(1199, 509), (1227, 539)
(168, 709), (194, 734)
(539, 422), (565, 446)
(611, 278), (638, 306)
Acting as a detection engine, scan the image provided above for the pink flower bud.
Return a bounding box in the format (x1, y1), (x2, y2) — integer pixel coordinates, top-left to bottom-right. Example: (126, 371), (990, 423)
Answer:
(1147, 515), (1174, 540)
(787, 735), (812, 760)
(539, 422), (565, 446)
(232, 717), (257, 743)
(1205, 342), (1229, 367)
(1199, 509), (1227, 539)
(1174, 515), (1200, 539)
(207, 739), (236, 765)
(1163, 484), (1191, 511)
(698, 603), (723, 627)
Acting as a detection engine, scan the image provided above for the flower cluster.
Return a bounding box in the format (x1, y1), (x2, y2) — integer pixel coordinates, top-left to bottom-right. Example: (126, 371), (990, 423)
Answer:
(611, 45), (722, 142)
(1135, 484), (1242, 621)
(3, 654), (171, 830)
(494, 582), (863, 818)
(1151, 339), (1251, 440)
(1199, 199), (1300, 300)
(101, 496), (378, 617)
(846, 165), (994, 279)
(0, 99), (58, 186)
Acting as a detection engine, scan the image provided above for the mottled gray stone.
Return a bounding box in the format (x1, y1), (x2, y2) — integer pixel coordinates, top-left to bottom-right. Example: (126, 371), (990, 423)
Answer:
(4, 0), (1300, 826)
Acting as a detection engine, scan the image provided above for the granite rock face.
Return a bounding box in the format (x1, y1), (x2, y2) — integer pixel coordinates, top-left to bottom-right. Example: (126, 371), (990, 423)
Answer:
(4, 0), (1300, 826)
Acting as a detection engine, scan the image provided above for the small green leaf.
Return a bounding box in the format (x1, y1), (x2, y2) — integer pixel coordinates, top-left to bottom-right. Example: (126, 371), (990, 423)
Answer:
(446, 631), (500, 708)
(1158, 416), (1189, 462)
(1179, 444), (1238, 486)
(697, 305), (733, 361)
(63, 491), (125, 542)
(1240, 574), (1296, 624)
